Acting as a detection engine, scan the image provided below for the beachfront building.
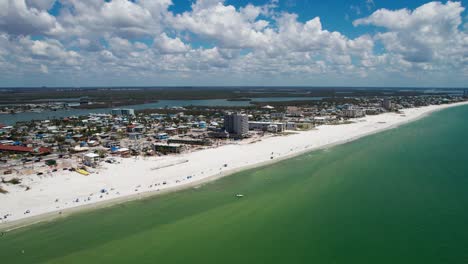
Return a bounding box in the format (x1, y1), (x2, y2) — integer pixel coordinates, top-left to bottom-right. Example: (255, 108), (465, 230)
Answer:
(313, 116), (327, 125)
(83, 153), (100, 166)
(111, 108), (135, 116)
(365, 108), (380, 115)
(224, 113), (249, 137)
(342, 105), (366, 118)
(296, 122), (314, 130)
(343, 108), (365, 118)
(168, 139), (212, 146)
(112, 147), (130, 157)
(383, 99), (393, 111)
(153, 143), (182, 154)
(0, 145), (51, 155)
(208, 130), (229, 138)
(286, 122), (297, 130)
(248, 121), (285, 133)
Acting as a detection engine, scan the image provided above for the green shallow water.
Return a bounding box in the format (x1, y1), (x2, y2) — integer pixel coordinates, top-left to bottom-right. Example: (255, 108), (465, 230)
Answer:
(1, 105), (468, 264)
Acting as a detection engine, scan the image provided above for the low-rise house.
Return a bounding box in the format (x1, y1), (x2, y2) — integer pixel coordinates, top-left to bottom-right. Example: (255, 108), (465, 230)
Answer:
(72, 134), (86, 141)
(133, 125), (146, 133)
(112, 147), (130, 157)
(154, 133), (169, 140)
(271, 112), (286, 119)
(87, 140), (100, 147)
(164, 127), (177, 135)
(128, 132), (144, 140)
(73, 145), (89, 152)
(313, 116), (327, 125)
(198, 121), (207, 128)
(83, 153), (100, 166)
(177, 126), (190, 134)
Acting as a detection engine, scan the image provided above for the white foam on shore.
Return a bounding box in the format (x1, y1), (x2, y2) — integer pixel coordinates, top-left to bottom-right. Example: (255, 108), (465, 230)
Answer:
(1, 102), (467, 230)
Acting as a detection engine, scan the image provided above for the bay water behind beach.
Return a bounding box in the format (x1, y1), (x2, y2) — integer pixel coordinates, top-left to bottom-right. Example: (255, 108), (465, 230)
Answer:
(1, 105), (468, 264)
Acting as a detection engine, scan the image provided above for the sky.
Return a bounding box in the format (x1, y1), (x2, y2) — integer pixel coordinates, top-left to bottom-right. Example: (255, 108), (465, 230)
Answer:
(0, 0), (467, 87)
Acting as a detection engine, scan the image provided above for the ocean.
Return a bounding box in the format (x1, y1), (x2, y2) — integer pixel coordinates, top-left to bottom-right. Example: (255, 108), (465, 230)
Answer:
(1, 104), (468, 263)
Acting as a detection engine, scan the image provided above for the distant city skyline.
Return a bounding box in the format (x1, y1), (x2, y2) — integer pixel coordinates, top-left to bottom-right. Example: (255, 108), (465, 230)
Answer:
(0, 0), (467, 87)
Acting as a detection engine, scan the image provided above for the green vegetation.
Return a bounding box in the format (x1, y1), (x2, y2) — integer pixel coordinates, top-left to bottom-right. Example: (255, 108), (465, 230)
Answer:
(0, 87), (442, 105)
(137, 105), (256, 116)
(45, 160), (57, 166)
(1, 178), (21, 185)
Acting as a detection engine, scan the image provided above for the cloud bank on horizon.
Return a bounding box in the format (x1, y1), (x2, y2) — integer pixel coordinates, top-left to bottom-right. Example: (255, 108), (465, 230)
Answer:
(0, 0), (467, 87)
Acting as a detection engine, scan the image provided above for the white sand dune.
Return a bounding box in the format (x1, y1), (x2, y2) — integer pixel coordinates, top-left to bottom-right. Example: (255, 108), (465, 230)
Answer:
(1, 102), (467, 230)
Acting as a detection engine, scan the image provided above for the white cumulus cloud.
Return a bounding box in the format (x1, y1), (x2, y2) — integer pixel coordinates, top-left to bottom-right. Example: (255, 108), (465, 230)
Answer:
(0, 0), (466, 86)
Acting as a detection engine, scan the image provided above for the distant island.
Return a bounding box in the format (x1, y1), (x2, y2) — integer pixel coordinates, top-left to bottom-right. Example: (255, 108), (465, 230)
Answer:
(226, 98), (252, 101)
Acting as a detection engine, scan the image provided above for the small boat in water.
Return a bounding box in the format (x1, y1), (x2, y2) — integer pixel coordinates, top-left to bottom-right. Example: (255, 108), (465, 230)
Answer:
(236, 194), (244, 198)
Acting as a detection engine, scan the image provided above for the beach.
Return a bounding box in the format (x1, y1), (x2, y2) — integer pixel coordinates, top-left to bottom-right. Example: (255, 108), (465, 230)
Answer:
(1, 101), (467, 231)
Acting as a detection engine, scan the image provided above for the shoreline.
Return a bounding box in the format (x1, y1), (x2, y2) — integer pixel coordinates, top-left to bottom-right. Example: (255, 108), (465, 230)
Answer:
(1, 101), (467, 232)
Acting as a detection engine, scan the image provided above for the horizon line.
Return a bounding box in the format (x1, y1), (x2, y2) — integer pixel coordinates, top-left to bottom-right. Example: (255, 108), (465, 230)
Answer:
(1, 86), (467, 90)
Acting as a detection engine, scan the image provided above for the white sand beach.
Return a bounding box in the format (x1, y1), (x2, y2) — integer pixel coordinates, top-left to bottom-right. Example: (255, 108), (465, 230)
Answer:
(1, 102), (467, 230)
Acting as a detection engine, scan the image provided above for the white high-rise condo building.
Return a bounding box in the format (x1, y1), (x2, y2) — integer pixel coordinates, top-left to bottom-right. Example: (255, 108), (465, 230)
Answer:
(224, 113), (249, 137)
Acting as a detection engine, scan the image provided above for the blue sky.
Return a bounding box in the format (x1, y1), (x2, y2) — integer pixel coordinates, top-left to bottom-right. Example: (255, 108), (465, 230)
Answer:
(0, 0), (467, 87)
